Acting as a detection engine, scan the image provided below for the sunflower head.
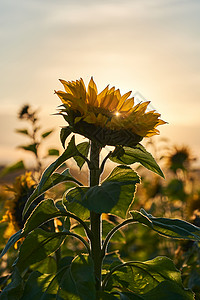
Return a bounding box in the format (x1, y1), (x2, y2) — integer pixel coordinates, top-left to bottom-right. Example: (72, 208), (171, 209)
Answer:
(1, 172), (42, 238)
(55, 77), (166, 147)
(166, 146), (195, 174)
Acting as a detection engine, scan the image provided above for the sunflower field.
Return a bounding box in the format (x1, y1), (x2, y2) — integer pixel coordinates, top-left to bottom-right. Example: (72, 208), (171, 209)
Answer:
(0, 78), (200, 300)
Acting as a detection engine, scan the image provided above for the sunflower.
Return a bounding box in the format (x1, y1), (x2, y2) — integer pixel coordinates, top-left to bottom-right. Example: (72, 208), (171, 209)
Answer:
(55, 77), (166, 147)
(166, 145), (195, 174)
(0, 172), (40, 239)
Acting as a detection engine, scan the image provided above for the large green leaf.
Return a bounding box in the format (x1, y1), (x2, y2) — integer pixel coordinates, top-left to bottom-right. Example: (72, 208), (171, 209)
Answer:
(23, 168), (81, 217)
(81, 183), (121, 214)
(21, 271), (55, 300)
(0, 267), (24, 300)
(16, 229), (66, 273)
(23, 199), (68, 235)
(73, 142), (90, 169)
(104, 256), (193, 299)
(64, 186), (90, 220)
(70, 254), (96, 300)
(130, 209), (200, 241)
(102, 165), (140, 218)
(110, 144), (164, 178)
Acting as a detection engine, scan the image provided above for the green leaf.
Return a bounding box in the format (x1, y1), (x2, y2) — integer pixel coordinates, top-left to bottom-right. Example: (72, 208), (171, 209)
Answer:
(60, 126), (72, 148)
(30, 256), (57, 274)
(0, 230), (23, 258)
(16, 229), (66, 273)
(41, 130), (53, 139)
(70, 254), (96, 300)
(38, 135), (77, 189)
(15, 128), (29, 135)
(105, 256), (193, 299)
(0, 160), (25, 178)
(18, 143), (38, 155)
(64, 187), (90, 220)
(102, 165), (140, 218)
(23, 168), (81, 217)
(21, 271), (55, 300)
(81, 183), (121, 214)
(130, 209), (200, 241)
(48, 148), (60, 156)
(73, 142), (90, 169)
(0, 267), (24, 300)
(110, 144), (164, 178)
(23, 199), (67, 235)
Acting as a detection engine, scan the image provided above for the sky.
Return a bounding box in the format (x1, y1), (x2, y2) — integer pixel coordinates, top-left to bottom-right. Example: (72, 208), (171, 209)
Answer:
(0, 0), (200, 166)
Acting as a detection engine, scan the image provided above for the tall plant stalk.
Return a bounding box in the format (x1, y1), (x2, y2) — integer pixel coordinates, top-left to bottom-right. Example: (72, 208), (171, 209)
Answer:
(89, 141), (102, 291)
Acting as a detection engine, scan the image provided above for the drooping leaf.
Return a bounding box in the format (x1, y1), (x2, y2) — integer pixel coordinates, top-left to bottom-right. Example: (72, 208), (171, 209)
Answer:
(110, 144), (164, 178)
(16, 229), (66, 273)
(18, 143), (38, 155)
(130, 209), (200, 241)
(60, 126), (72, 148)
(23, 168), (81, 217)
(81, 183), (121, 214)
(0, 230), (23, 258)
(48, 148), (60, 156)
(0, 267), (24, 300)
(104, 256), (193, 299)
(73, 142), (90, 169)
(41, 130), (54, 139)
(23, 199), (68, 235)
(102, 165), (140, 218)
(0, 160), (25, 178)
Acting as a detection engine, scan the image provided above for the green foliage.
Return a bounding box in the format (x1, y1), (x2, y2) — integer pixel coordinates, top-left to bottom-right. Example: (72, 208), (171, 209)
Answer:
(15, 229), (66, 273)
(2, 116), (199, 299)
(103, 257), (194, 299)
(110, 144), (164, 178)
(130, 209), (200, 240)
(22, 168), (81, 217)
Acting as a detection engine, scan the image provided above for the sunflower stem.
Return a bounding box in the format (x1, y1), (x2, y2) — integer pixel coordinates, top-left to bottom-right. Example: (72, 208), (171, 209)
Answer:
(89, 141), (102, 292)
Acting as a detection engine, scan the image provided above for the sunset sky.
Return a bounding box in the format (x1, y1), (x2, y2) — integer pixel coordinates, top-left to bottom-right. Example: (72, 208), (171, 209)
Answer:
(1, 0), (200, 166)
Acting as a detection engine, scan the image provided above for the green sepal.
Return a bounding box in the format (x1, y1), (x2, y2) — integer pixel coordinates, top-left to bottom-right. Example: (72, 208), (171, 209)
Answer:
(110, 144), (164, 178)
(60, 126), (72, 148)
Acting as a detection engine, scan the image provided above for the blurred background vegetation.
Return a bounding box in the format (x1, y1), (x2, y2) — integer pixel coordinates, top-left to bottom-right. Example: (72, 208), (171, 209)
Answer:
(1, 105), (200, 298)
